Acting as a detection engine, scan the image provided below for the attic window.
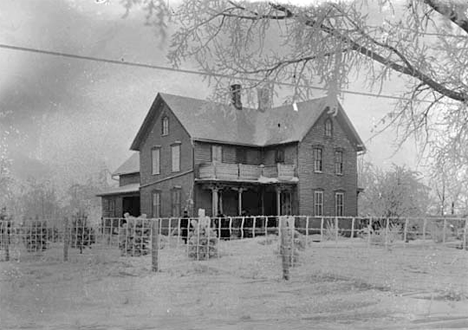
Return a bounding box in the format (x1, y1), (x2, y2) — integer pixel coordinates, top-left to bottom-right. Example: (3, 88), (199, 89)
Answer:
(325, 118), (333, 137)
(162, 116), (169, 136)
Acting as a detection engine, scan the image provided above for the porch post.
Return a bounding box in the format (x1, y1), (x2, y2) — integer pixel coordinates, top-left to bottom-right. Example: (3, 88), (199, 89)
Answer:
(237, 188), (244, 215)
(211, 186), (219, 217)
(276, 186), (281, 216)
(261, 189), (265, 215)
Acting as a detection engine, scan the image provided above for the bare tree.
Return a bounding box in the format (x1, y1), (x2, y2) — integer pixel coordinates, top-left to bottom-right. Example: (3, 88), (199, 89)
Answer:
(359, 163), (431, 218)
(151, 0), (468, 166)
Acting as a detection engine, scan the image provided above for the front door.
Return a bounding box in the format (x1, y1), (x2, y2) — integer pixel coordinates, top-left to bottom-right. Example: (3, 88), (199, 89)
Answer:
(281, 191), (292, 215)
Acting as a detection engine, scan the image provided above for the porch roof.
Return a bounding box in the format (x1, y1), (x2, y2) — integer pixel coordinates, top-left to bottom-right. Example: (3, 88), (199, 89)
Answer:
(96, 183), (140, 197)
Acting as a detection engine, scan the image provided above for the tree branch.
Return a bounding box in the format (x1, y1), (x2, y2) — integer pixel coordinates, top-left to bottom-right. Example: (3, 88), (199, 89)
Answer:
(424, 0), (468, 34)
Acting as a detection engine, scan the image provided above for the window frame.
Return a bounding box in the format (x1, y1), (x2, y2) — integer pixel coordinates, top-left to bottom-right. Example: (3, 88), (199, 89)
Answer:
(313, 146), (323, 173)
(151, 147), (161, 175)
(171, 188), (182, 217)
(335, 149), (344, 175)
(314, 190), (324, 216)
(152, 190), (161, 218)
(211, 145), (223, 163)
(275, 148), (285, 163)
(325, 118), (333, 137)
(335, 192), (344, 217)
(161, 116), (169, 136)
(171, 143), (181, 172)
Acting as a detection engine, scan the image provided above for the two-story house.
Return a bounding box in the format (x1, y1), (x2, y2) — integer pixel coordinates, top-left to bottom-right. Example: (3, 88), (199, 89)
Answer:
(101, 88), (364, 219)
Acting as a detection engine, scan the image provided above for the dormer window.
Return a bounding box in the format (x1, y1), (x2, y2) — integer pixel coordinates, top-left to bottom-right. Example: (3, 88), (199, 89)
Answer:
(325, 118), (333, 137)
(162, 116), (169, 136)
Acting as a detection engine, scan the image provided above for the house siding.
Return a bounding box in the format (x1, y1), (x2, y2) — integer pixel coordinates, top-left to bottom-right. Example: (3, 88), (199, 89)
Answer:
(298, 112), (358, 216)
(139, 102), (194, 217)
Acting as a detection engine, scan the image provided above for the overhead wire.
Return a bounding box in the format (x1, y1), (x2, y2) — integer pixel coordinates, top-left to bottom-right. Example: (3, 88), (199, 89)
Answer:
(0, 42), (436, 103)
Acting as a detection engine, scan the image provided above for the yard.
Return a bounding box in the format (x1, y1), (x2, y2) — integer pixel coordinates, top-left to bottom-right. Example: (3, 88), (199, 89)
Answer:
(1, 234), (468, 330)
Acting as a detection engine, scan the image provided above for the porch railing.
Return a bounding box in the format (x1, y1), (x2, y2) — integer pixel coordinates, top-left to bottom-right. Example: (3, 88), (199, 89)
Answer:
(198, 162), (296, 181)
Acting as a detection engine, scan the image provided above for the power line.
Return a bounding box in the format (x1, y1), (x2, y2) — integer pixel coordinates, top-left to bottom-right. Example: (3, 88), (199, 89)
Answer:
(0, 42), (430, 103)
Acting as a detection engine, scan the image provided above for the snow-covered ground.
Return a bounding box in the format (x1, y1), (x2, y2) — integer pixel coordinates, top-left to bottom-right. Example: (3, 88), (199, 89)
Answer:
(1, 236), (468, 329)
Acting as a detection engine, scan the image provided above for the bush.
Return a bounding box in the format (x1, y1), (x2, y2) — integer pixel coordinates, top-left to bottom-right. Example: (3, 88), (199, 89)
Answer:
(370, 224), (402, 245)
(188, 218), (218, 260)
(23, 220), (48, 252)
(119, 216), (151, 257)
(70, 215), (95, 253)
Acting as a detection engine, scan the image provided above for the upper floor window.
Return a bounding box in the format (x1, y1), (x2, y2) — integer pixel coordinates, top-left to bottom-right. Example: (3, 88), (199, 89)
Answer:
(152, 191), (161, 218)
(211, 145), (223, 163)
(275, 148), (285, 163)
(162, 116), (169, 136)
(335, 150), (343, 175)
(325, 118), (333, 137)
(313, 146), (323, 172)
(171, 188), (181, 217)
(314, 190), (323, 216)
(335, 192), (344, 216)
(236, 147), (247, 164)
(151, 147), (161, 175)
(171, 144), (181, 172)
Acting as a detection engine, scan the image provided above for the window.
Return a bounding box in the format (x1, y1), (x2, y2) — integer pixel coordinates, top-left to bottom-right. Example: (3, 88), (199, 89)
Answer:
(162, 116), (169, 136)
(275, 148), (285, 163)
(335, 150), (343, 175)
(211, 145), (223, 162)
(335, 192), (344, 216)
(236, 148), (247, 164)
(151, 147), (160, 175)
(313, 147), (323, 172)
(171, 144), (181, 172)
(152, 191), (161, 218)
(171, 189), (181, 217)
(314, 190), (323, 216)
(325, 118), (333, 137)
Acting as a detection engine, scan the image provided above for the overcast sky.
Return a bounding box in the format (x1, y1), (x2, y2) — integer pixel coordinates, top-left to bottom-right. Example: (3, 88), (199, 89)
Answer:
(0, 0), (421, 185)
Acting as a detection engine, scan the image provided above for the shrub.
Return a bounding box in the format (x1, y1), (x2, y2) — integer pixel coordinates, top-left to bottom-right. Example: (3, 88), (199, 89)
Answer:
(370, 224), (402, 245)
(23, 220), (48, 252)
(119, 216), (151, 257)
(70, 215), (95, 254)
(323, 220), (342, 241)
(188, 218), (218, 260)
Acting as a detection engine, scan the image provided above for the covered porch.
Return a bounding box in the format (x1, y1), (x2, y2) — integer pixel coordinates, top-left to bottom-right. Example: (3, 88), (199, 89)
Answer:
(196, 181), (297, 217)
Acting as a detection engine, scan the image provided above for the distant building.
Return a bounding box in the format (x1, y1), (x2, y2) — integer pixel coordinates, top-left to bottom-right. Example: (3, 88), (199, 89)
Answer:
(99, 89), (365, 218)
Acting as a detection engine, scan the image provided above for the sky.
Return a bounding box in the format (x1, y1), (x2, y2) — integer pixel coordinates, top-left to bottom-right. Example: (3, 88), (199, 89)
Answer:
(0, 0), (421, 188)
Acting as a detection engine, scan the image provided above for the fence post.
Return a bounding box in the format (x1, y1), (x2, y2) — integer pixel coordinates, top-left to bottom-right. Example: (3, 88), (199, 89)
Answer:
(2, 221), (10, 262)
(320, 217), (324, 242)
(368, 218), (373, 247)
(63, 217), (69, 262)
(463, 219), (467, 251)
(152, 219), (159, 272)
(385, 218), (389, 251)
(403, 218), (408, 244)
(305, 216), (309, 245)
(280, 216), (291, 280)
(351, 217), (355, 239)
(443, 218), (447, 244)
(335, 217), (339, 244)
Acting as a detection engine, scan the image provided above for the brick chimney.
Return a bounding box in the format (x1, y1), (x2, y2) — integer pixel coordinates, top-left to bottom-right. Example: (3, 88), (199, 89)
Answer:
(231, 84), (242, 110)
(257, 86), (271, 112)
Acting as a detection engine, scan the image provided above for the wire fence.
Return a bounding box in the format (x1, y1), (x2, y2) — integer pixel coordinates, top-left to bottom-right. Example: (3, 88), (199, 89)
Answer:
(1, 215), (467, 298)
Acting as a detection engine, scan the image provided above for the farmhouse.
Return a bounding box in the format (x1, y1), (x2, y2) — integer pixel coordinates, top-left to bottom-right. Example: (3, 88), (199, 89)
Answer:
(98, 88), (365, 218)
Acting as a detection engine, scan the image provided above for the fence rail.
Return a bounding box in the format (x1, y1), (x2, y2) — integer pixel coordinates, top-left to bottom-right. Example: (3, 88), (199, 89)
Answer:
(1, 216), (467, 296)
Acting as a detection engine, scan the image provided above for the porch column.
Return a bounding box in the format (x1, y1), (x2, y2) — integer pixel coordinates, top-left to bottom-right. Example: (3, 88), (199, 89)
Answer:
(211, 186), (219, 217)
(276, 186), (281, 216)
(237, 188), (244, 215)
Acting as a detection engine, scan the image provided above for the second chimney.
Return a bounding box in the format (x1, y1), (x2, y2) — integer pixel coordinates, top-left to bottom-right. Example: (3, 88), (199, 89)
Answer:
(231, 84), (242, 110)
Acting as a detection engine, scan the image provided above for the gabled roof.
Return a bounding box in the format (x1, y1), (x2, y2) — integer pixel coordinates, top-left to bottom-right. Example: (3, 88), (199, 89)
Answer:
(131, 93), (365, 152)
(112, 153), (139, 176)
